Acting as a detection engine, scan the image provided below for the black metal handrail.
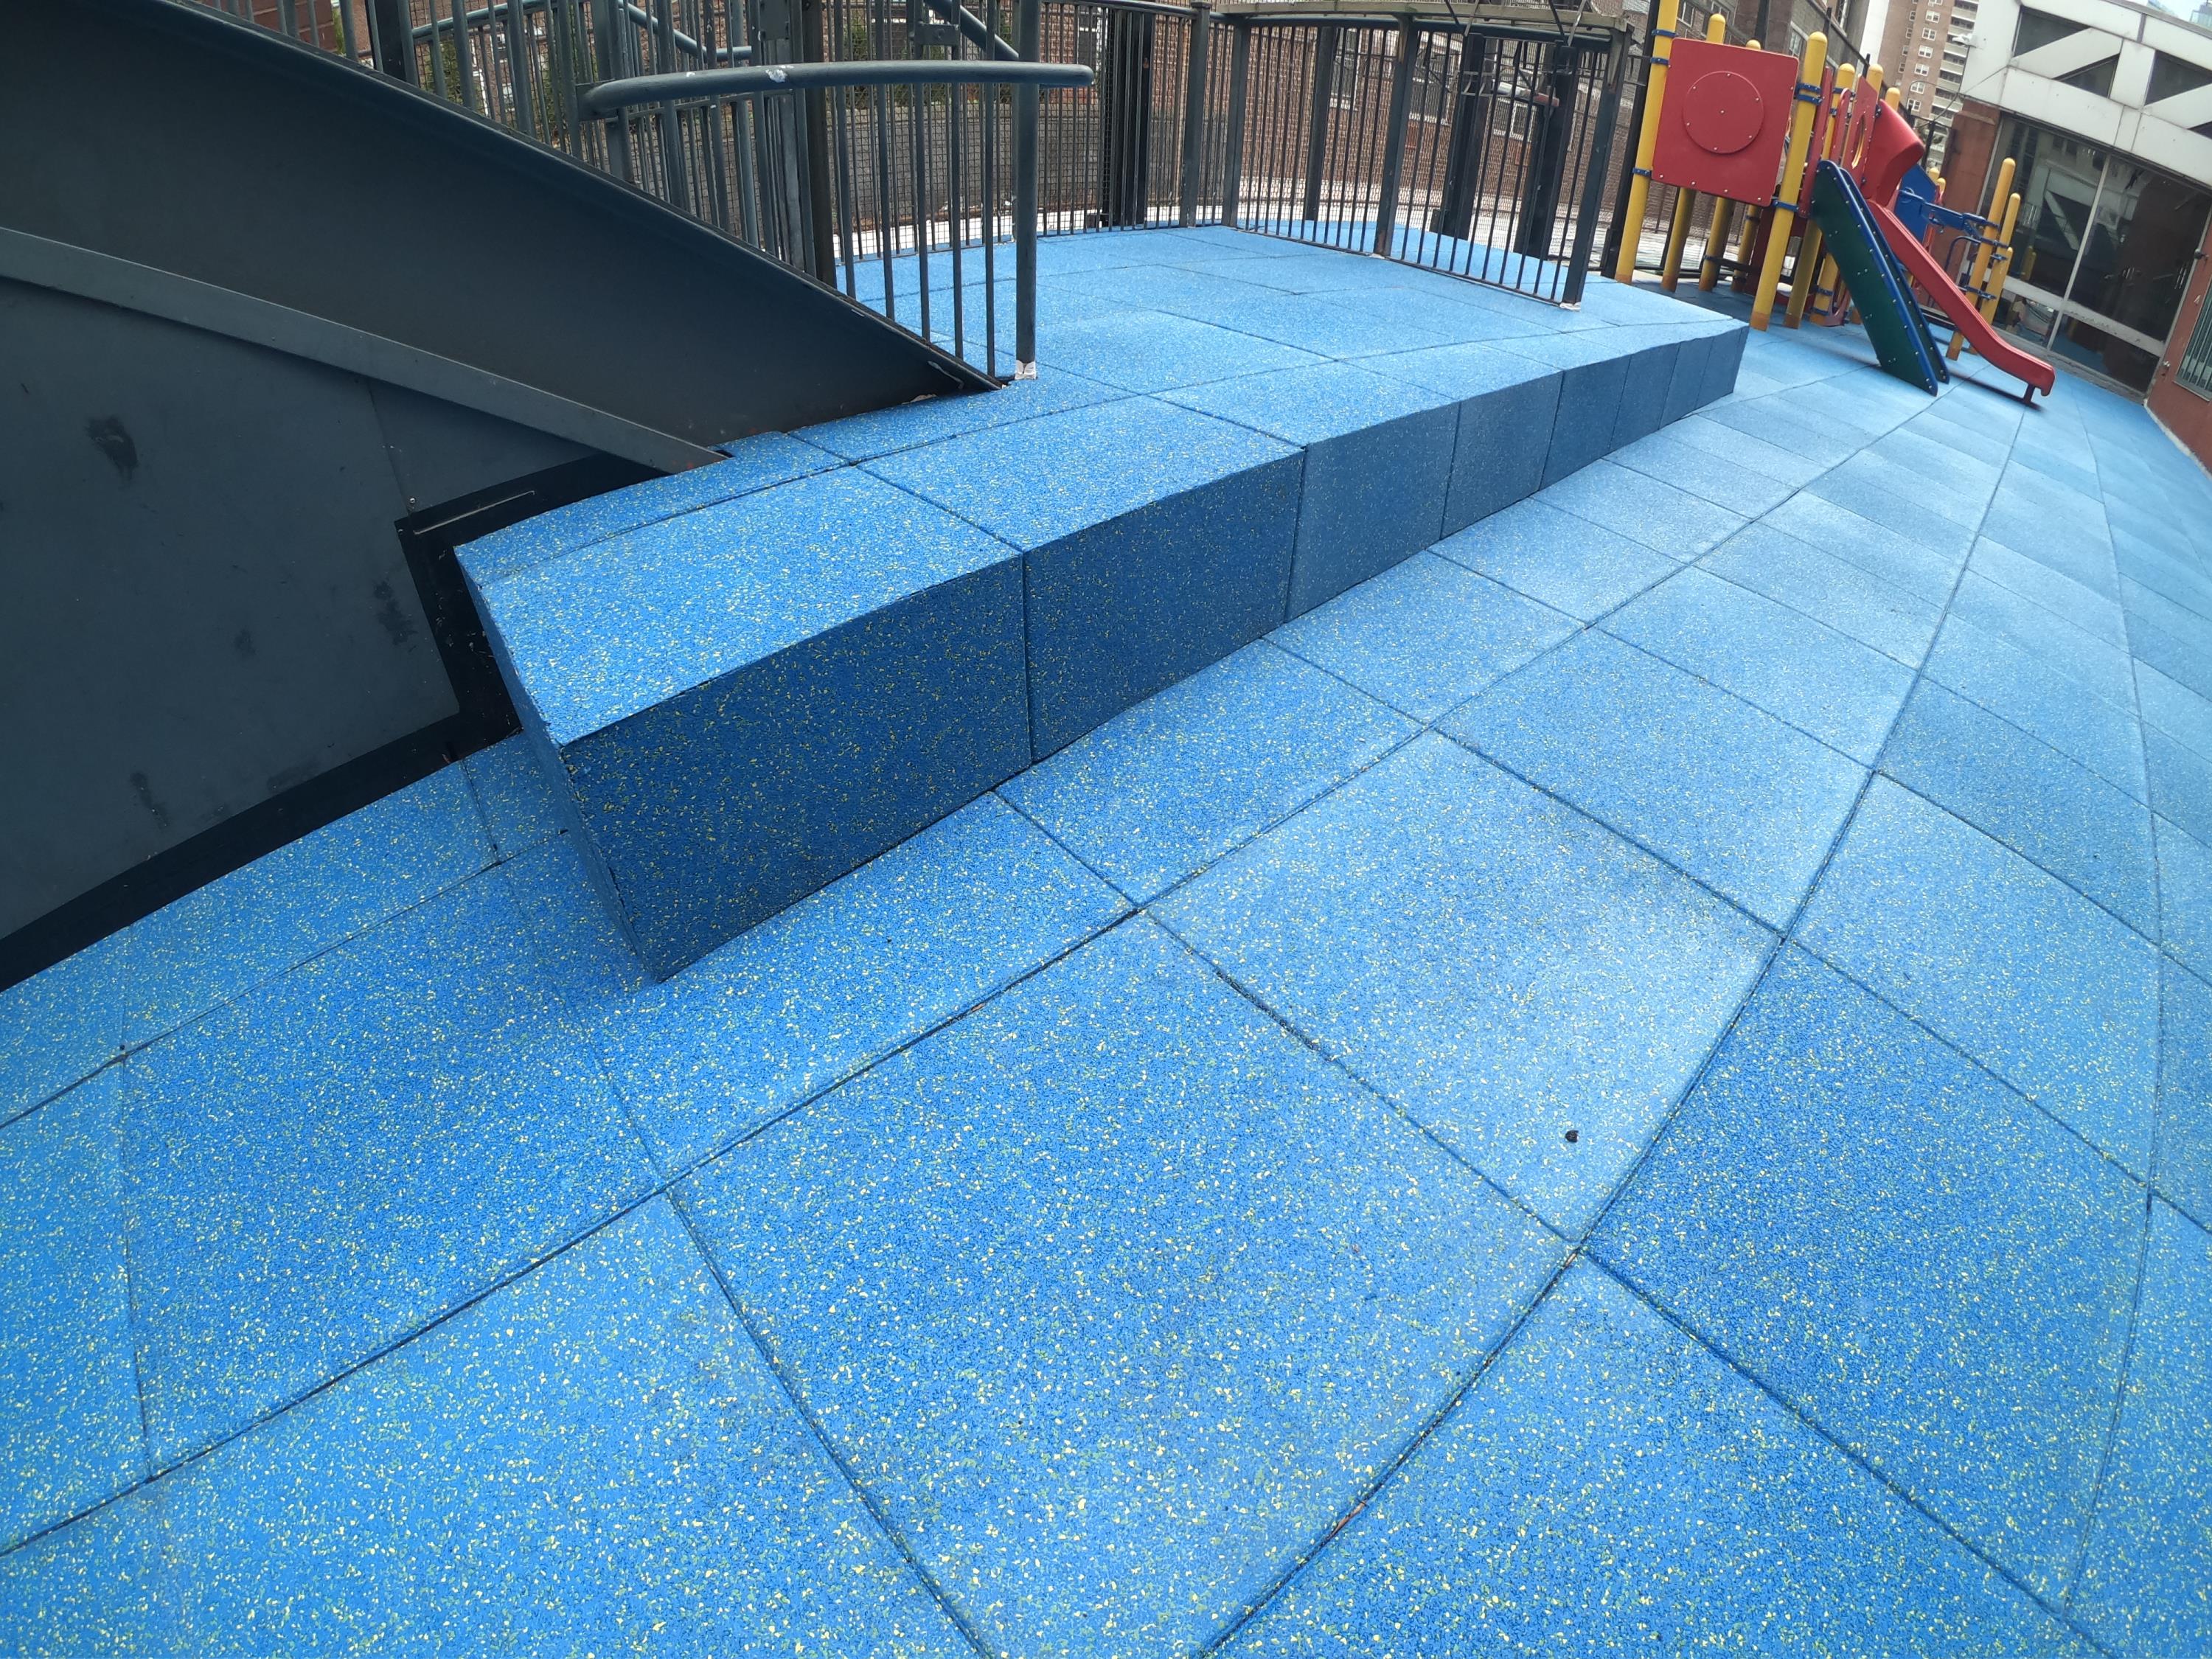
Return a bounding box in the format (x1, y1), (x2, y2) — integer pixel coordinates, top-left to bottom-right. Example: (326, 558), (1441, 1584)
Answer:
(582, 58), (1089, 109)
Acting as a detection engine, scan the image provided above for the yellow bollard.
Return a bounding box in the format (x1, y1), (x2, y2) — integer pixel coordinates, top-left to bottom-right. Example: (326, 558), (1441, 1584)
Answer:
(1980, 189), (2023, 324)
(1784, 61), (1848, 326)
(1885, 86), (1902, 109)
(1614, 0), (1683, 284)
(1948, 156), (2014, 361)
(1752, 32), (1826, 330)
(1698, 34), (1758, 291)
(1661, 15), (1732, 291)
(1698, 199), (1736, 289)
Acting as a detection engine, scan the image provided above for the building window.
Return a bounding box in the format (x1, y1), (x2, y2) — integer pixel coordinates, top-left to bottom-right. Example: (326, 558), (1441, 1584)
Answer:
(1994, 114), (2212, 392)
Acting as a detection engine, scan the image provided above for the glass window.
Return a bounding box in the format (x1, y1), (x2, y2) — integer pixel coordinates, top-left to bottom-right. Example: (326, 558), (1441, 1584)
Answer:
(1990, 115), (2212, 392)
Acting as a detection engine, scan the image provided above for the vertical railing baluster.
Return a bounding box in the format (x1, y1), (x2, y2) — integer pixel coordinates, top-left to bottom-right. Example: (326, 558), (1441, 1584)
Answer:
(1371, 13), (1415, 260)
(1015, 0), (1039, 373)
(1220, 14), (1248, 226)
(1175, 2), (1209, 226)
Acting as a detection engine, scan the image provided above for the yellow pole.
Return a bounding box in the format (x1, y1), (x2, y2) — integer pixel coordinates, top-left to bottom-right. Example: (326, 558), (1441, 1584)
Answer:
(1698, 199), (1736, 288)
(1784, 60), (1848, 327)
(1662, 14), (1731, 291)
(1698, 33), (1758, 290)
(1948, 155), (2014, 360)
(1614, 0), (1683, 283)
(1980, 189), (2023, 321)
(1885, 86), (1902, 109)
(1752, 31), (1826, 330)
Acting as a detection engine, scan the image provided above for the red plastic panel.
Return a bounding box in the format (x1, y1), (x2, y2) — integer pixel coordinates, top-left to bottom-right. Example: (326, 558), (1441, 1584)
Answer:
(1651, 40), (1800, 204)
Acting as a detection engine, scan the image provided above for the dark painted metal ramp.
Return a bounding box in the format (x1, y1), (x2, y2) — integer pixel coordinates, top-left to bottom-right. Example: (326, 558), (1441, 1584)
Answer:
(0, 0), (990, 981)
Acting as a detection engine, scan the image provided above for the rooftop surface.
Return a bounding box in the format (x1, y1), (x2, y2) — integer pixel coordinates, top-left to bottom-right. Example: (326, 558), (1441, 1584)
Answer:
(4, 228), (2211, 1656)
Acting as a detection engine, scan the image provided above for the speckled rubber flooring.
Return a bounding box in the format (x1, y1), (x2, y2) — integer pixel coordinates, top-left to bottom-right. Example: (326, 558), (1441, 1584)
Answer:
(5, 242), (2211, 1655)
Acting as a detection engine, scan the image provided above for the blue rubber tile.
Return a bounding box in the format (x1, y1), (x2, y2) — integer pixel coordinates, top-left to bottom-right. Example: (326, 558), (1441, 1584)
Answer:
(2146, 727), (2212, 849)
(1051, 262), (1289, 312)
(796, 369), (1124, 462)
(1444, 632), (1865, 927)
(1702, 387), (1866, 467)
(1035, 307), (1324, 392)
(1950, 574), (2138, 710)
(2008, 443), (2101, 499)
(1607, 422), (1799, 518)
(2157, 964), (2212, 1228)
(1271, 550), (1574, 723)
(1797, 778), (2160, 1170)
(121, 846), (658, 1465)
(1658, 330), (1717, 424)
(1163, 363), (1458, 614)
(1594, 947), (2141, 1599)
(1167, 289), (1477, 358)
(2139, 662), (2212, 762)
(460, 734), (566, 859)
(1227, 1263), (2073, 1658)
(2071, 1203), (2212, 1659)
(0, 932), (132, 1130)
(0, 1074), (145, 1551)
(146, 1200), (970, 1657)
(118, 765), (493, 1049)
(1703, 520), (1944, 665)
(2124, 574), (2212, 651)
(1604, 567), (1914, 763)
(486, 468), (1017, 748)
(456, 434), (841, 585)
(1663, 411), (1832, 490)
(482, 465), (1032, 973)
(1979, 507), (2118, 602)
(1360, 343), (1564, 533)
(1001, 643), (1413, 903)
(0, 1489), (169, 1658)
(1434, 498), (1677, 623)
(870, 397), (1302, 757)
(1764, 490), (1963, 606)
(1870, 426), (2005, 498)
(1921, 614), (2148, 801)
(1498, 332), (1632, 487)
(599, 792), (1124, 1176)
(2130, 610), (2212, 708)
(2158, 816), (2212, 980)
(684, 918), (1565, 1659)
(1882, 680), (2158, 936)
(1608, 340), (1680, 449)
(1538, 459), (1745, 560)
(1805, 454), (1986, 562)
(1970, 538), (2130, 647)
(1902, 408), (2013, 470)
(1156, 735), (1770, 1234)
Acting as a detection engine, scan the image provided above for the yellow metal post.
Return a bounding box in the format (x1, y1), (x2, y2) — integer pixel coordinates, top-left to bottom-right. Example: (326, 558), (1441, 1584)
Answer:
(1948, 155), (2014, 360)
(1752, 31), (1826, 330)
(1697, 199), (1735, 288)
(1697, 33), (1757, 291)
(1980, 189), (2023, 321)
(1613, 0), (1683, 283)
(1784, 61), (1848, 327)
(1885, 86), (1902, 108)
(1662, 14), (1731, 291)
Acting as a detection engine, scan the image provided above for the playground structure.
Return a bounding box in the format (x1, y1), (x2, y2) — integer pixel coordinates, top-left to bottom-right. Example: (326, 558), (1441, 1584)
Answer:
(1615, 0), (2056, 400)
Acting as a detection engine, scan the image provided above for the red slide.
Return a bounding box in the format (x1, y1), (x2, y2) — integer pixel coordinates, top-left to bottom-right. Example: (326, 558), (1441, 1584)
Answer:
(1867, 200), (2056, 397)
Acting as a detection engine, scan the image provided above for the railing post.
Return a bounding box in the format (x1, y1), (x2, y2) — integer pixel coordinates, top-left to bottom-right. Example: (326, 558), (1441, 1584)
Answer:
(1100, 6), (1156, 226)
(369, 0), (416, 80)
(800, 0), (837, 281)
(1562, 38), (1625, 305)
(1015, 0), (1040, 375)
(1177, 4), (1212, 227)
(1371, 16), (1416, 258)
(1514, 39), (1579, 259)
(1300, 23), (1338, 223)
(1221, 16), (1250, 226)
(1432, 32), (1488, 240)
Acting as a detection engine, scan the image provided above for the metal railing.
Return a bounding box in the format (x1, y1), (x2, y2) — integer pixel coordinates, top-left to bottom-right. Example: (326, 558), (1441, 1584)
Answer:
(189, 0), (1645, 369)
(585, 59), (1092, 373)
